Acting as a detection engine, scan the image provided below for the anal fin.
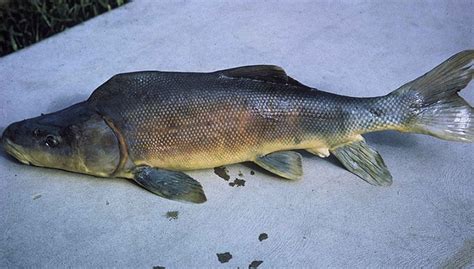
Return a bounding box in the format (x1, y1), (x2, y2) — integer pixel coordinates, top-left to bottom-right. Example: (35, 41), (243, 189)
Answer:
(330, 140), (392, 186)
(254, 151), (302, 180)
(133, 167), (207, 203)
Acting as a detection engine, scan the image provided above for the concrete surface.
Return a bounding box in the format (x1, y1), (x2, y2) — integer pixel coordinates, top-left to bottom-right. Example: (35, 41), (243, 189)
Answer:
(1, 0), (473, 268)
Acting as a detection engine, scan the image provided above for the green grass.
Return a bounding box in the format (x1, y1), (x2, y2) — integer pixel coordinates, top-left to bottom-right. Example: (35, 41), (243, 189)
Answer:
(0, 0), (129, 57)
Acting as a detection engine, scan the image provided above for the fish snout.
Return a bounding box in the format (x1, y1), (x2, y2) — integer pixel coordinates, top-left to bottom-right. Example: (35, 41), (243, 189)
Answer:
(2, 121), (23, 146)
(0, 129), (5, 150)
(2, 123), (14, 146)
(2, 121), (37, 165)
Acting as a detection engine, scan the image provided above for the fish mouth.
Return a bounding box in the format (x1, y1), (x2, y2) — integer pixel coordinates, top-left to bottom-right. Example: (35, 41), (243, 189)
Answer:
(2, 138), (32, 165)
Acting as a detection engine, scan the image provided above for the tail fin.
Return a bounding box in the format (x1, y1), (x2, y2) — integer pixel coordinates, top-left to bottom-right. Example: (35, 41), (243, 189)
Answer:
(393, 50), (474, 142)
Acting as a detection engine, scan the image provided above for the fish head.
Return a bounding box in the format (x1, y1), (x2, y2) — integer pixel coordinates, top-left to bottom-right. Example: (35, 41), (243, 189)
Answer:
(1, 102), (120, 177)
(2, 117), (71, 167)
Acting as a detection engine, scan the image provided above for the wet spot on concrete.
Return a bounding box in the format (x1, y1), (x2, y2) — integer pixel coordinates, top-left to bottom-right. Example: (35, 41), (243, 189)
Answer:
(153, 266), (165, 269)
(229, 178), (245, 187)
(217, 252), (232, 263)
(32, 194), (42, 200)
(258, 233), (268, 241)
(214, 166), (230, 181)
(249, 260), (263, 268)
(250, 170), (255, 175)
(106, 200), (109, 205)
(165, 211), (179, 220)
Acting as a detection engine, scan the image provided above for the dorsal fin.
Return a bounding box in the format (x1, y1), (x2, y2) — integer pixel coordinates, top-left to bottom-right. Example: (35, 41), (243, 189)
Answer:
(219, 65), (287, 82)
(218, 65), (307, 87)
(286, 76), (308, 88)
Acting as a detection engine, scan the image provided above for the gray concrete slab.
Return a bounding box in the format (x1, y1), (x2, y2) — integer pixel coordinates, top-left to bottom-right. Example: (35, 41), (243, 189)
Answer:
(0, 0), (473, 268)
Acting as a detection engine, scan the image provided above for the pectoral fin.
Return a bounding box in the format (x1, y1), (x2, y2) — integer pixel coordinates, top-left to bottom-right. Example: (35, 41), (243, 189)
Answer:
(331, 140), (392, 186)
(133, 167), (207, 203)
(254, 151), (303, 180)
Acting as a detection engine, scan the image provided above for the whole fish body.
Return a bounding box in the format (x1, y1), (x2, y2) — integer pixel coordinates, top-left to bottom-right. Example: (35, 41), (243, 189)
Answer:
(2, 51), (473, 203)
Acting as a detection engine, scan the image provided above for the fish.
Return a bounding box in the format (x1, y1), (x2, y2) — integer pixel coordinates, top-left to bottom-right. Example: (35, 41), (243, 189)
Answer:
(1, 50), (473, 203)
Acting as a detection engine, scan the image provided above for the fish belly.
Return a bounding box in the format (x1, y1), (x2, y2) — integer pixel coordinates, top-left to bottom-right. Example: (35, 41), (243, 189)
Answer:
(137, 137), (329, 170)
(126, 98), (330, 170)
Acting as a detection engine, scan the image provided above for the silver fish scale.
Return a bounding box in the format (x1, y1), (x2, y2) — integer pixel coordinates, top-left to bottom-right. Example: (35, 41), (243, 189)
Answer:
(88, 71), (409, 168)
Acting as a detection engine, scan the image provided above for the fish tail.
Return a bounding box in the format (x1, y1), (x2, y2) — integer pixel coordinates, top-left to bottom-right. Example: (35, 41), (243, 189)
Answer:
(391, 50), (474, 142)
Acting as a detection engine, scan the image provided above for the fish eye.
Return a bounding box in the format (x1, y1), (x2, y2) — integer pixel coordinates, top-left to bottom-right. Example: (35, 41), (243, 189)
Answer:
(45, 135), (59, 147)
